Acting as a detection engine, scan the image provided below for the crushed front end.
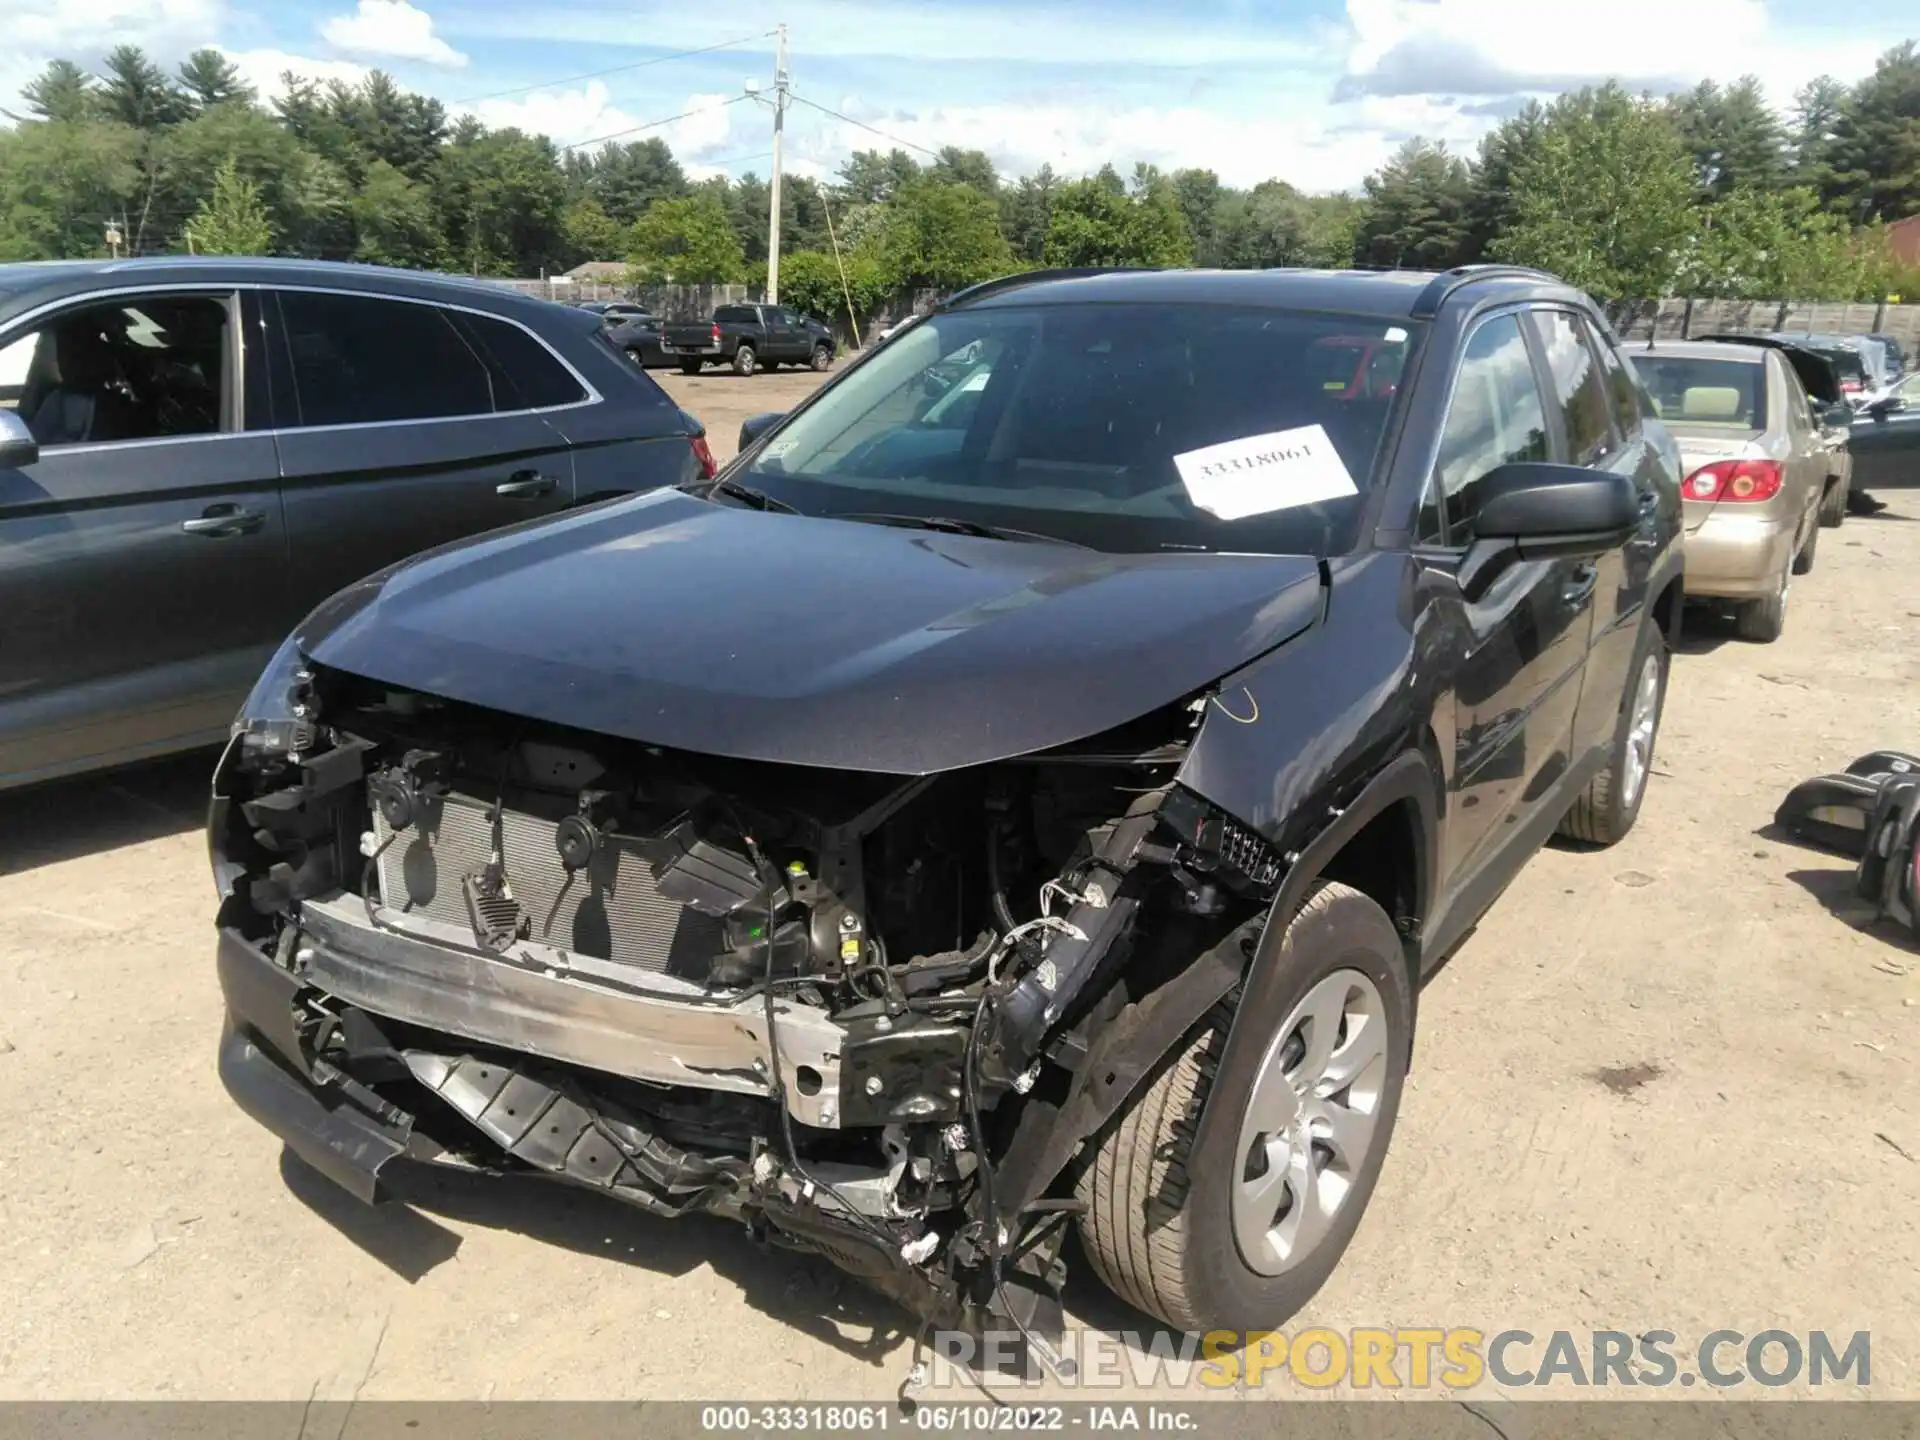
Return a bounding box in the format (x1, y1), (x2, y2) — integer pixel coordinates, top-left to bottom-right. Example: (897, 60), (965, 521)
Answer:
(211, 655), (1283, 1354)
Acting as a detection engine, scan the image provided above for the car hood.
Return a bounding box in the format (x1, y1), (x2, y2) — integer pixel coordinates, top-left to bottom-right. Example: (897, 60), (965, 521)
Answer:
(296, 489), (1325, 774)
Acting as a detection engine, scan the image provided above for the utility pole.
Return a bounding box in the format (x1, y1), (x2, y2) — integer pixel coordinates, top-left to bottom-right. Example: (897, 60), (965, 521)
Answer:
(767, 24), (790, 304)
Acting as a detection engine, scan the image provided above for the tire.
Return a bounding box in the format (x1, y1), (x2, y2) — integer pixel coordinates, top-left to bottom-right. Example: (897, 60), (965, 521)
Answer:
(1819, 476), (1847, 528)
(1792, 513), (1819, 575)
(732, 344), (757, 377)
(679, 359), (702, 376)
(1558, 619), (1668, 845)
(811, 343), (833, 372)
(1074, 881), (1412, 1334)
(1736, 567), (1789, 642)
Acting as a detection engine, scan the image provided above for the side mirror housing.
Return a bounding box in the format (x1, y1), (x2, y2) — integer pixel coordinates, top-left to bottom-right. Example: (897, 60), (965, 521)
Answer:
(1471, 463), (1639, 562)
(1822, 401), (1856, 428)
(738, 411), (786, 451)
(0, 410), (39, 470)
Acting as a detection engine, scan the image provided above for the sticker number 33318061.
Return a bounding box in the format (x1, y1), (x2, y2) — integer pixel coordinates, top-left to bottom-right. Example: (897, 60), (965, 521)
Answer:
(1173, 423), (1358, 521)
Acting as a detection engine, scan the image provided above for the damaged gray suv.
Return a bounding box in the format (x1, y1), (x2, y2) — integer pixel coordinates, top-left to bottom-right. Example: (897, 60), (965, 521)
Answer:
(213, 265), (1683, 1350)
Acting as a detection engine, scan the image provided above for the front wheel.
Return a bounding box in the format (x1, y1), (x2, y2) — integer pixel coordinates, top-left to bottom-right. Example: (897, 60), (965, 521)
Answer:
(679, 358), (702, 376)
(732, 344), (757, 377)
(1558, 619), (1668, 845)
(1074, 881), (1412, 1333)
(811, 343), (833, 372)
(1792, 513), (1819, 575)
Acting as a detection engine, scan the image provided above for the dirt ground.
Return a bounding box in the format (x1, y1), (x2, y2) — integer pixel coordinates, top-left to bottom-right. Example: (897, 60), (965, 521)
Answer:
(0, 363), (1915, 1404)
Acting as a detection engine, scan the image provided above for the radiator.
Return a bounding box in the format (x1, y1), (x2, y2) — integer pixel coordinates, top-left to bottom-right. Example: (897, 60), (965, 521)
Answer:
(372, 794), (725, 974)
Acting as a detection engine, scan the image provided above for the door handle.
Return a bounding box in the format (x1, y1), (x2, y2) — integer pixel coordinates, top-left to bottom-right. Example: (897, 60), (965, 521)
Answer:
(496, 470), (557, 499)
(181, 503), (266, 538)
(1562, 564), (1599, 606)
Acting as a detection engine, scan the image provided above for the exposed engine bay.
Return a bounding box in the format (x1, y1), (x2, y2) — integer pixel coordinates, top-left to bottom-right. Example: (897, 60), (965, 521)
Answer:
(211, 663), (1288, 1365)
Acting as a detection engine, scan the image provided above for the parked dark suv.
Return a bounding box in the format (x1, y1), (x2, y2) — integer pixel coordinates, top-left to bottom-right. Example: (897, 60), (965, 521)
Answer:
(213, 265), (1683, 1348)
(0, 258), (709, 790)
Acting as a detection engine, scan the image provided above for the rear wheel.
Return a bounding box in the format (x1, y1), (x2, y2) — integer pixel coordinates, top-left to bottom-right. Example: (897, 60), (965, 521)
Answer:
(733, 344), (757, 377)
(1819, 476), (1847, 528)
(679, 358), (702, 376)
(1736, 567), (1789, 643)
(1074, 881), (1412, 1333)
(1559, 620), (1667, 845)
(1792, 513), (1819, 575)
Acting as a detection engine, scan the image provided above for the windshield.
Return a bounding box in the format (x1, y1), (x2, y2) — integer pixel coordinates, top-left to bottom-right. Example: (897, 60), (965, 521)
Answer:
(733, 301), (1420, 556)
(1636, 355), (1767, 429)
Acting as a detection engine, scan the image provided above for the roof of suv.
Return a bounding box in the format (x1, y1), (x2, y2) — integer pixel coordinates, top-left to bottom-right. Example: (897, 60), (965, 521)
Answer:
(945, 263), (1588, 321)
(0, 256), (552, 325)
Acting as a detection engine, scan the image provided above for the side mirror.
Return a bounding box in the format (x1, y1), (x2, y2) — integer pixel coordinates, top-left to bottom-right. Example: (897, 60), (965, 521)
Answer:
(738, 411), (786, 451)
(0, 410), (39, 470)
(1471, 463), (1639, 562)
(1867, 394), (1907, 419)
(1822, 402), (1856, 428)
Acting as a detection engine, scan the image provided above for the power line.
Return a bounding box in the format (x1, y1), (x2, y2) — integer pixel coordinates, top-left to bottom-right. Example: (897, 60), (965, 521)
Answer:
(560, 93), (752, 152)
(787, 93), (938, 159)
(448, 32), (774, 107)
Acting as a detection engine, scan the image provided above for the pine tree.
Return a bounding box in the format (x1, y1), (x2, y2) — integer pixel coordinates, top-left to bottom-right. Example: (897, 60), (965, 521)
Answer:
(188, 157), (272, 255)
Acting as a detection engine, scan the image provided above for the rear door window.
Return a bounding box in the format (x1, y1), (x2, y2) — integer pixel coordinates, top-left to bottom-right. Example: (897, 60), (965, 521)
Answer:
(276, 291), (494, 428)
(451, 311), (588, 410)
(1526, 310), (1616, 466)
(1591, 330), (1645, 442)
(715, 306), (757, 325)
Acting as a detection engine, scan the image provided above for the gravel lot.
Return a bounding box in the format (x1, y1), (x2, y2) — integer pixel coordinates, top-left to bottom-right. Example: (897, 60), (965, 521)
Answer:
(1, 361), (1914, 1403)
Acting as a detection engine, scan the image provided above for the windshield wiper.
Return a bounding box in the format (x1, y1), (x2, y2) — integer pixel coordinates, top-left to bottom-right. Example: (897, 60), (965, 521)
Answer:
(683, 476), (797, 514)
(832, 511), (1090, 548)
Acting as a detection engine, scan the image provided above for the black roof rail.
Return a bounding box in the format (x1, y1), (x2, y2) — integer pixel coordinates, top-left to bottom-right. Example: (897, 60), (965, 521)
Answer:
(939, 266), (1154, 310)
(1409, 263), (1564, 319)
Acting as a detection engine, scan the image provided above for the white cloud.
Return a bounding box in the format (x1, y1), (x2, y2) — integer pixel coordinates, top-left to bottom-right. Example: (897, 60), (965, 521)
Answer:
(8, 0), (222, 119)
(222, 47), (371, 100)
(793, 96), (1430, 195)
(443, 0), (1327, 67)
(1338, 0), (1892, 108)
(468, 83), (737, 159)
(321, 0), (467, 69)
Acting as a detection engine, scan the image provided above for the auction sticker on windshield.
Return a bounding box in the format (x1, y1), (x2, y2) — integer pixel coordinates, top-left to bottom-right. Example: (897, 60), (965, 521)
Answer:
(1173, 423), (1357, 520)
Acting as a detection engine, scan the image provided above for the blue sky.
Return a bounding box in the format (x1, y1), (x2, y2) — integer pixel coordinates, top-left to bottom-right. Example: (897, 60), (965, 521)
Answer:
(12, 0), (1918, 192)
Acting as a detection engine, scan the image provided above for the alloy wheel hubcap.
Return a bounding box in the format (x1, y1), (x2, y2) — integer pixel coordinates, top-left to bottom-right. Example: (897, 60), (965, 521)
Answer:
(1620, 652), (1662, 809)
(1232, 968), (1388, 1276)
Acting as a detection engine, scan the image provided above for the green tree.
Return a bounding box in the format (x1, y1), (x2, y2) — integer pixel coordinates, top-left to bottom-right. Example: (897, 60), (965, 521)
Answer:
(1487, 83), (1698, 298)
(576, 137), (687, 225)
(562, 195), (624, 261)
(18, 61), (99, 124)
(1042, 176), (1191, 268)
(1666, 77), (1788, 199)
(99, 45), (189, 129)
(1001, 165), (1059, 264)
(880, 178), (1013, 290)
(0, 119), (143, 260)
(1465, 100), (1547, 262)
(1790, 76), (1849, 196)
(161, 101), (342, 257)
(1682, 186), (1859, 297)
(353, 159), (442, 268)
(928, 146), (999, 200)
(177, 49), (255, 113)
(1821, 42), (1920, 221)
(835, 148), (921, 204)
(433, 121), (569, 275)
(627, 191), (744, 282)
(777, 248), (889, 332)
(1354, 139), (1475, 268)
(1170, 168), (1224, 265)
(187, 156), (272, 254)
